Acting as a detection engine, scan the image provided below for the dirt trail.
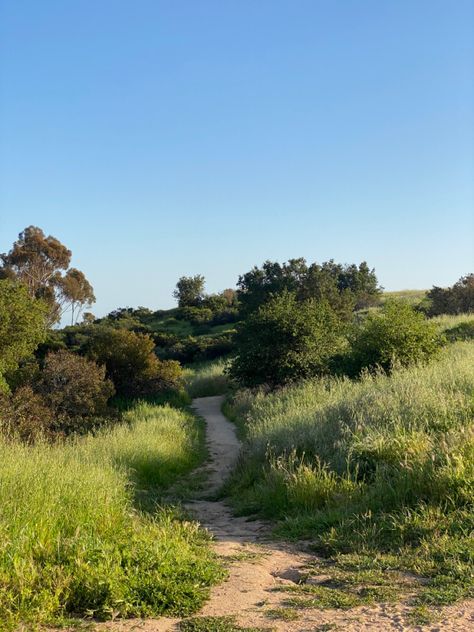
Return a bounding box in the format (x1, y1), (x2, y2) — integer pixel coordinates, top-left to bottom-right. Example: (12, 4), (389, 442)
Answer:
(100, 396), (473, 632)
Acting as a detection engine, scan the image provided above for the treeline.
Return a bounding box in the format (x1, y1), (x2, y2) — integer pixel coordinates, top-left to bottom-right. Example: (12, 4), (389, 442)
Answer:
(1, 224), (472, 442)
(0, 227), (183, 442)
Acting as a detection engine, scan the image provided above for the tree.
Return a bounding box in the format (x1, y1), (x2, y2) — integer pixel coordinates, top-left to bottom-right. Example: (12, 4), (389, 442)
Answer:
(228, 291), (347, 388)
(426, 274), (474, 316)
(56, 268), (96, 324)
(348, 300), (441, 374)
(0, 280), (48, 392)
(173, 275), (206, 307)
(0, 226), (95, 325)
(237, 258), (381, 317)
(87, 328), (182, 397)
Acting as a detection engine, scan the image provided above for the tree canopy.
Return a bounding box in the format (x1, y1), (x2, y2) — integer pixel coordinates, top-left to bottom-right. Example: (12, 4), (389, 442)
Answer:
(237, 258), (381, 317)
(0, 280), (48, 392)
(173, 275), (206, 307)
(0, 226), (95, 325)
(228, 290), (347, 388)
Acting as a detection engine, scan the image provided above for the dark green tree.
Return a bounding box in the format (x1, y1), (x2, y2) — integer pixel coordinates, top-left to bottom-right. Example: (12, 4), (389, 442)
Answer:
(228, 291), (347, 388)
(173, 275), (206, 307)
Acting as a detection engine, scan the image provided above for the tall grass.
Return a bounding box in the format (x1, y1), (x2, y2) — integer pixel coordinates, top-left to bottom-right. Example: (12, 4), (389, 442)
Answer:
(184, 359), (230, 398)
(226, 342), (474, 605)
(0, 403), (223, 629)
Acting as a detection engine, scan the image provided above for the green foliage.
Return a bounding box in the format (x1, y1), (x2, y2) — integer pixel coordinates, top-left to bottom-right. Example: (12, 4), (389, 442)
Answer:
(0, 403), (223, 628)
(0, 225), (94, 325)
(180, 617), (268, 632)
(87, 328), (183, 398)
(0, 386), (55, 442)
(174, 275), (206, 307)
(228, 291), (347, 388)
(38, 350), (115, 425)
(0, 280), (47, 392)
(348, 300), (441, 374)
(226, 342), (474, 605)
(426, 274), (474, 316)
(177, 306), (214, 325)
(237, 258), (380, 316)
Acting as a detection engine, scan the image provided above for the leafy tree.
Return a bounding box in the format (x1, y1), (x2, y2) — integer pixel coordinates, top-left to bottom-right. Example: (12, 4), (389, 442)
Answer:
(228, 291), (347, 388)
(173, 275), (206, 307)
(426, 274), (474, 316)
(87, 328), (182, 397)
(0, 280), (47, 392)
(0, 226), (95, 325)
(348, 300), (441, 374)
(57, 268), (96, 324)
(237, 258), (380, 316)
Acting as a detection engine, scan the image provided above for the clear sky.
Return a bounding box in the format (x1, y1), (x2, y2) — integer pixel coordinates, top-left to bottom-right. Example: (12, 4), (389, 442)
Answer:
(1, 0), (473, 317)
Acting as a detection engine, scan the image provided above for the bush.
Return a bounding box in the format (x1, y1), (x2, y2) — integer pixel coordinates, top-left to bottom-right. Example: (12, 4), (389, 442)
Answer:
(176, 306), (213, 325)
(228, 291), (347, 388)
(38, 350), (115, 422)
(348, 300), (441, 374)
(444, 320), (474, 342)
(87, 328), (183, 398)
(0, 386), (54, 442)
(426, 274), (474, 316)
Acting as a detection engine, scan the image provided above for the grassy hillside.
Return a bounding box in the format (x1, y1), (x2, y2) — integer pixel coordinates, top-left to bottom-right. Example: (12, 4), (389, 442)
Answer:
(225, 339), (474, 608)
(0, 403), (223, 629)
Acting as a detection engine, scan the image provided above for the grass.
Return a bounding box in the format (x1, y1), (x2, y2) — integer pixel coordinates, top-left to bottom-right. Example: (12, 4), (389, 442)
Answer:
(381, 290), (427, 306)
(225, 341), (474, 608)
(0, 402), (223, 629)
(179, 616), (271, 631)
(184, 358), (231, 398)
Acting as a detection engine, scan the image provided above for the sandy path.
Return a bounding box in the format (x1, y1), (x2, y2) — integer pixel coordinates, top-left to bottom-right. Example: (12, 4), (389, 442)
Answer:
(95, 396), (473, 632)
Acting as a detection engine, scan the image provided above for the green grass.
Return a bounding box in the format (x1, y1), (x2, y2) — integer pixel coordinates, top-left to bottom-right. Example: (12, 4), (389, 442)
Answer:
(184, 358), (231, 398)
(226, 341), (474, 607)
(0, 403), (223, 629)
(381, 290), (427, 306)
(179, 616), (271, 631)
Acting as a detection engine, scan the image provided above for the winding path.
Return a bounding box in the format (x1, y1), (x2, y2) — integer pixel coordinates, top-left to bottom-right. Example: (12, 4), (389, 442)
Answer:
(101, 396), (474, 632)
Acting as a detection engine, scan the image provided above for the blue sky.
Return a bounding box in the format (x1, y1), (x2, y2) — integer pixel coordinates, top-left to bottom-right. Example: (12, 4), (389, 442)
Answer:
(1, 0), (473, 317)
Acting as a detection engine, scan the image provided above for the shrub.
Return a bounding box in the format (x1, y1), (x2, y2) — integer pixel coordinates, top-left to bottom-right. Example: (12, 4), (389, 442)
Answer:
(348, 300), (441, 374)
(426, 274), (474, 316)
(176, 306), (213, 325)
(38, 350), (115, 422)
(0, 386), (54, 442)
(87, 328), (183, 398)
(444, 320), (474, 342)
(228, 291), (347, 388)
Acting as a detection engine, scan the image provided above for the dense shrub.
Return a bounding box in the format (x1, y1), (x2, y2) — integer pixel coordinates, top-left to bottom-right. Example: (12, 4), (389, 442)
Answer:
(0, 386), (54, 442)
(38, 350), (114, 422)
(348, 300), (441, 374)
(87, 328), (183, 398)
(0, 280), (47, 392)
(176, 306), (213, 324)
(163, 334), (234, 364)
(426, 273), (474, 316)
(228, 291), (347, 388)
(444, 320), (474, 342)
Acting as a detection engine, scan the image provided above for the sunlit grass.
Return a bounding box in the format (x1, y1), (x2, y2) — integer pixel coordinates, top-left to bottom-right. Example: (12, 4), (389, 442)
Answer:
(0, 403), (223, 628)
(226, 341), (474, 606)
